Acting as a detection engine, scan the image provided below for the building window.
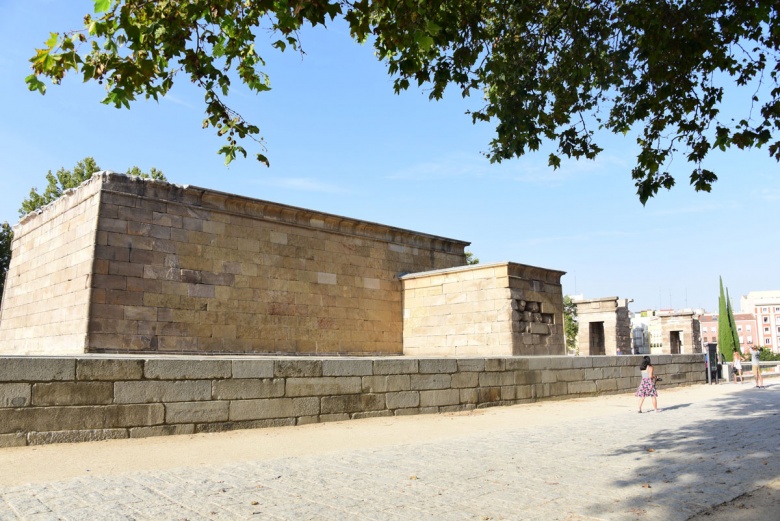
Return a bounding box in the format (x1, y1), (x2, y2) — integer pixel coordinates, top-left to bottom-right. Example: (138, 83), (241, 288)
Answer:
(739, 336), (744, 343)
(766, 338), (772, 345)
(737, 326), (743, 332)
(775, 306), (780, 312)
(702, 326), (708, 333)
(764, 316), (770, 323)
(763, 307), (769, 313)
(765, 327), (770, 334)
(747, 336), (753, 344)
(747, 325), (752, 332)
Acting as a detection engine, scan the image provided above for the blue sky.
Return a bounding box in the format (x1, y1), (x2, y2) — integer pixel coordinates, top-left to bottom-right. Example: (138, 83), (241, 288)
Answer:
(1, 1), (778, 313)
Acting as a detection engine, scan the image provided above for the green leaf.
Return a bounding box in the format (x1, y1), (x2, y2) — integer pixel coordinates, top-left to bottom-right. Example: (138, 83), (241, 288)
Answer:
(94, 0), (111, 14)
(25, 75), (46, 95)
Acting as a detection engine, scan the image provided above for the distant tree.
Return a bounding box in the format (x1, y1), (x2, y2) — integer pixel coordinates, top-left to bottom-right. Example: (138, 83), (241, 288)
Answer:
(465, 250), (479, 265)
(3, 159), (166, 302)
(20, 157), (166, 216)
(0, 222), (12, 301)
(563, 295), (579, 354)
(717, 277), (738, 362)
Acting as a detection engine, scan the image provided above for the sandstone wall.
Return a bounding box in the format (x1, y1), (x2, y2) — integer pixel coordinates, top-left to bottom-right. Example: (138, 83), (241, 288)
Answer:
(0, 354), (706, 448)
(402, 263), (565, 356)
(0, 180), (102, 355)
(574, 297), (631, 355)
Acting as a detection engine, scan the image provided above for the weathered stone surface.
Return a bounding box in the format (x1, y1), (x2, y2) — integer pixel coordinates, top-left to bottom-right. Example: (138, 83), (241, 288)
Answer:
(0, 404), (163, 434)
(114, 380), (211, 403)
(212, 379), (284, 400)
(322, 360), (373, 377)
(129, 424), (195, 438)
(286, 377), (361, 397)
(32, 382), (113, 406)
(28, 429), (128, 445)
(0, 432), (27, 448)
(0, 383), (31, 407)
(229, 397), (320, 421)
(165, 401), (229, 424)
(144, 359), (231, 380)
(451, 372), (479, 388)
(361, 375), (410, 393)
(320, 394), (385, 414)
(232, 360), (274, 379)
(373, 359), (417, 375)
(419, 359), (458, 374)
(410, 374), (451, 390)
(194, 418), (295, 433)
(352, 410), (393, 420)
(77, 359), (143, 381)
(386, 391), (420, 409)
(568, 381), (598, 394)
(419, 389), (460, 407)
(274, 360), (322, 378)
(457, 359), (486, 372)
(0, 358), (75, 382)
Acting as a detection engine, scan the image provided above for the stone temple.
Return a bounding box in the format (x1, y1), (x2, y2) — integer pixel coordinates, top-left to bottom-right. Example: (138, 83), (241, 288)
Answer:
(0, 173), (565, 357)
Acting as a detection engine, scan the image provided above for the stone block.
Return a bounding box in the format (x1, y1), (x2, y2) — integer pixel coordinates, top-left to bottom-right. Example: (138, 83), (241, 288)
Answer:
(130, 424), (195, 438)
(419, 389), (460, 407)
(76, 359), (144, 381)
(0, 383), (31, 407)
(317, 413), (350, 423)
(595, 379), (619, 392)
(194, 418), (296, 433)
(28, 429), (128, 445)
(373, 359), (418, 375)
(165, 401), (230, 423)
(114, 381), (212, 403)
(0, 404), (163, 434)
(457, 359), (486, 372)
(0, 358), (75, 382)
(0, 432), (27, 448)
(484, 359), (506, 372)
(32, 382), (113, 406)
(353, 410), (393, 420)
(418, 359), (458, 374)
(361, 375), (410, 393)
(274, 360), (322, 378)
(230, 361), (274, 381)
(567, 381), (598, 394)
(320, 394), (385, 414)
(478, 387), (502, 403)
(385, 391), (420, 409)
(144, 359), (231, 380)
(451, 372), (479, 388)
(229, 397), (320, 421)
(459, 388), (478, 404)
(322, 360), (373, 376)
(286, 377), (362, 397)
(410, 374), (451, 390)
(212, 379), (285, 400)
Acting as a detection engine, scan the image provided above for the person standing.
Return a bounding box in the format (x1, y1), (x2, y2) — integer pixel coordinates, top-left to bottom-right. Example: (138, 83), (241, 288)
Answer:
(750, 346), (765, 388)
(635, 356), (660, 413)
(732, 348), (743, 384)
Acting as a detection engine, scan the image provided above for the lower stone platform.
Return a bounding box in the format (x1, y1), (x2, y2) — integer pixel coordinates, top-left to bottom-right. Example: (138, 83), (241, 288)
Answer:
(0, 354), (705, 447)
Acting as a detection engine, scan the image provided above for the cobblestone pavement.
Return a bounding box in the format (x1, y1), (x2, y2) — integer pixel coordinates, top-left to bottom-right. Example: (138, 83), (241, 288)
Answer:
(0, 381), (778, 521)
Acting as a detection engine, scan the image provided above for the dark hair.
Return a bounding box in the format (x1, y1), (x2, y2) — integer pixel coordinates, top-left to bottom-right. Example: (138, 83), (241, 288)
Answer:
(640, 356), (652, 370)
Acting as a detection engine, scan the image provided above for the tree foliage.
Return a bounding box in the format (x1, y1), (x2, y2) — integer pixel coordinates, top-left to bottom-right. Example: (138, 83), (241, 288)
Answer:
(20, 157), (165, 216)
(563, 295), (578, 354)
(717, 276), (738, 362)
(0, 222), (12, 301)
(465, 250), (479, 265)
(27, 1), (780, 202)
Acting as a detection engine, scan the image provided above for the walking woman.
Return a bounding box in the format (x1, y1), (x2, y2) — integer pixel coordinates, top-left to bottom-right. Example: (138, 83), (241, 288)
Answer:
(636, 356), (660, 413)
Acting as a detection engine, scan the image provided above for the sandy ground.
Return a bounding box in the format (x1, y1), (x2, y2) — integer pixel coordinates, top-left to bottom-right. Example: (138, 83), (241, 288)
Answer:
(1, 381), (778, 520)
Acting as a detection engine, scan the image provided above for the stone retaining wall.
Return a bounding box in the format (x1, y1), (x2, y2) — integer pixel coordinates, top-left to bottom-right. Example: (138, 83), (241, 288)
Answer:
(0, 354), (705, 447)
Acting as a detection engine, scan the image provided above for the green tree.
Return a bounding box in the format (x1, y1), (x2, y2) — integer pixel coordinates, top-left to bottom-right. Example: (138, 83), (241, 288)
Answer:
(26, 1), (780, 203)
(20, 157), (166, 216)
(717, 277), (738, 362)
(563, 295), (579, 355)
(0, 222), (12, 301)
(465, 250), (479, 265)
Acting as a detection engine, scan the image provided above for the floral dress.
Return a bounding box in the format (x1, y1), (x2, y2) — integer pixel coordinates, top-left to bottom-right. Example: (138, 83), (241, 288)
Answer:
(635, 368), (657, 397)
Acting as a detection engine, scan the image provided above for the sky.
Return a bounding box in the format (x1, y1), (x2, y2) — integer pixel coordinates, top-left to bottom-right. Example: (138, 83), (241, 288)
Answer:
(1, 1), (778, 314)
